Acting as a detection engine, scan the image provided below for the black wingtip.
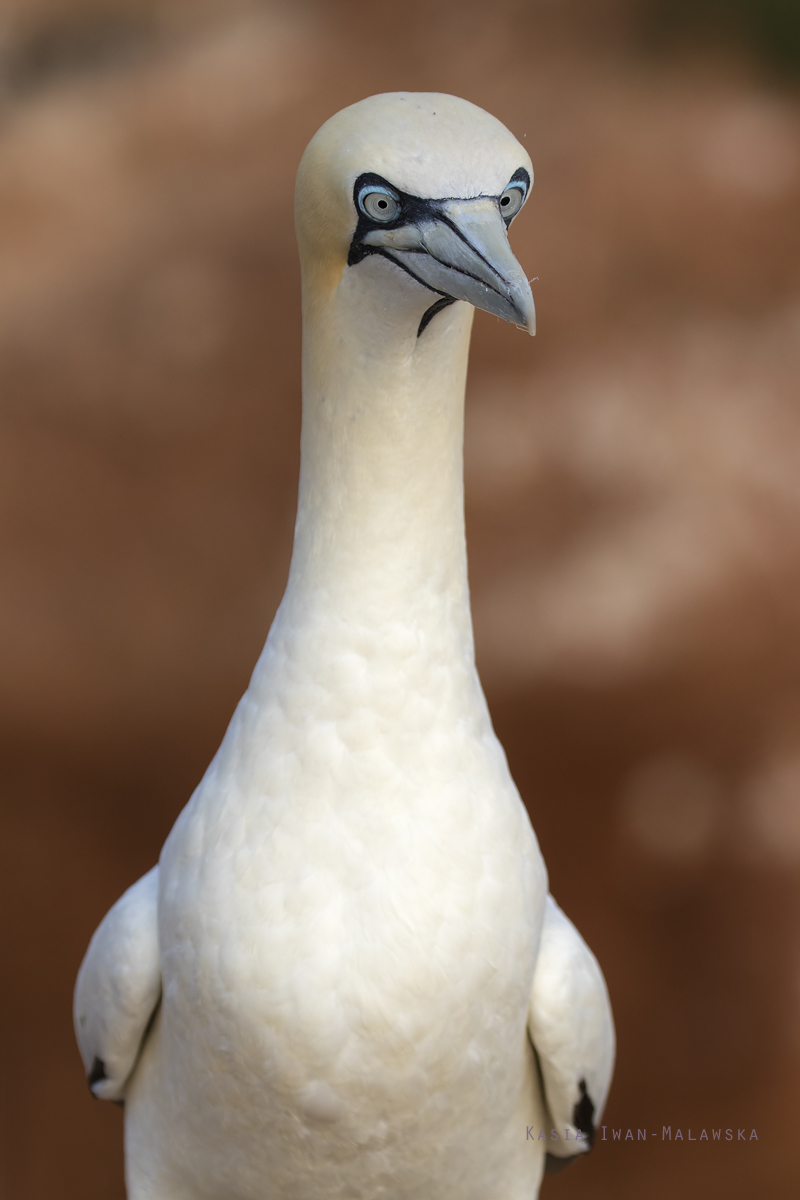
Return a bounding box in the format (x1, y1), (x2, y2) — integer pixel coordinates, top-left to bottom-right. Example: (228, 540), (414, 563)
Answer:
(543, 1080), (596, 1175)
(573, 1078), (596, 1148)
(88, 1056), (107, 1092)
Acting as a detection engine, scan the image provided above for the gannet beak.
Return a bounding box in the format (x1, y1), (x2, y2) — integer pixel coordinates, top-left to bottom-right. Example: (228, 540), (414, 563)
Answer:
(361, 197), (536, 336)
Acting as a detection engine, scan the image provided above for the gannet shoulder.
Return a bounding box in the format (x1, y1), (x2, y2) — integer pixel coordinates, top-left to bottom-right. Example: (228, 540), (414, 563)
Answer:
(529, 894), (615, 1167)
(74, 866), (161, 1103)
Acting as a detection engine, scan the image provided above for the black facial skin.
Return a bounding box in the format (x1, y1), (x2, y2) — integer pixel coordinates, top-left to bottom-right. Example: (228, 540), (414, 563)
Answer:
(347, 168), (530, 337)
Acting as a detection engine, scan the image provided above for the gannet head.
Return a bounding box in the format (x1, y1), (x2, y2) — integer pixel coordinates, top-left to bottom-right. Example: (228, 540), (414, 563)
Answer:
(296, 92), (535, 337)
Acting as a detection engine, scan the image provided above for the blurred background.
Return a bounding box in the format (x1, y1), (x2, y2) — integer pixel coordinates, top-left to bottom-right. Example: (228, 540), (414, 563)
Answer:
(1, 0), (799, 1196)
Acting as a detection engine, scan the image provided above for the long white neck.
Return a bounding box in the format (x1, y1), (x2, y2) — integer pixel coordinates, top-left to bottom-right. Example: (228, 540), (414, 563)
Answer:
(249, 257), (486, 726)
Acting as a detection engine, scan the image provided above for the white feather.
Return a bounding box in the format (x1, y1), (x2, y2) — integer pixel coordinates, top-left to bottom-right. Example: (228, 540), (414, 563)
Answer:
(528, 895), (615, 1159)
(74, 866), (160, 1102)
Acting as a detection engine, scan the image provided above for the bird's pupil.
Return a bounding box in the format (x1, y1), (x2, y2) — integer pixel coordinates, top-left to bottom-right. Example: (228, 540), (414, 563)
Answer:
(501, 196), (510, 206)
(378, 199), (387, 207)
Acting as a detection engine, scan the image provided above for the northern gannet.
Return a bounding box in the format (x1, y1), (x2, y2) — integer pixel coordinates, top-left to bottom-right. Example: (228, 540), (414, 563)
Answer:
(75, 92), (614, 1200)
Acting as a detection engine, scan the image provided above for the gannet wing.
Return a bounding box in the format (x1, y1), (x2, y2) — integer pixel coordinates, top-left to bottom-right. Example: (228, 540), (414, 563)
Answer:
(528, 894), (615, 1169)
(73, 865), (161, 1102)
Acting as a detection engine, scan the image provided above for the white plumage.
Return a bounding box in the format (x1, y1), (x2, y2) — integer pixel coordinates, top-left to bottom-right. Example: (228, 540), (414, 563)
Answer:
(75, 92), (614, 1200)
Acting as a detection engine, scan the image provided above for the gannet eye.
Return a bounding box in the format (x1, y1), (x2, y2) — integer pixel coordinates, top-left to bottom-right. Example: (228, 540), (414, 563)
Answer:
(358, 184), (400, 222)
(499, 179), (527, 221)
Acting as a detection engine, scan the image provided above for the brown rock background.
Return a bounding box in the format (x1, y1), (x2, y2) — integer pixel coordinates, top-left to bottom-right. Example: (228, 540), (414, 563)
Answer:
(1, 1), (799, 1196)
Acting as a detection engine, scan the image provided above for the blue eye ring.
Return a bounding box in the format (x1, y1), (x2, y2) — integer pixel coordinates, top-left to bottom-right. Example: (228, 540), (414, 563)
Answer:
(498, 169), (530, 222)
(499, 178), (528, 220)
(357, 183), (401, 222)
